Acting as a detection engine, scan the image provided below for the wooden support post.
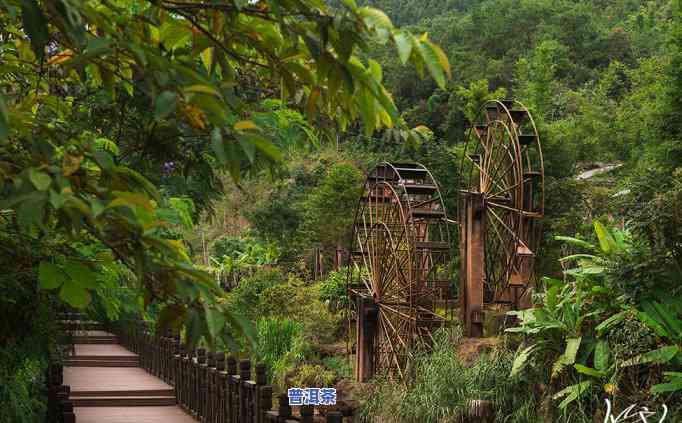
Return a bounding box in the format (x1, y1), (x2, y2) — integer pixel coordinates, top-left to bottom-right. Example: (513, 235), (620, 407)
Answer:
(300, 405), (314, 423)
(197, 349), (207, 420)
(174, 342), (185, 407)
(215, 353), (226, 423)
(254, 364), (268, 423)
(355, 296), (378, 382)
(205, 352), (216, 423)
(326, 411), (343, 423)
(227, 356), (239, 423)
(239, 359), (251, 421)
(277, 393), (292, 422)
(460, 192), (485, 337)
(61, 400), (76, 423)
(258, 384), (273, 423)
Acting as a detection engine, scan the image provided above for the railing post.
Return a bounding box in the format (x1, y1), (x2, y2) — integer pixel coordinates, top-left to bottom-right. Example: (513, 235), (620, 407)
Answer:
(254, 363), (270, 423)
(239, 359), (251, 422)
(180, 344), (191, 412)
(277, 393), (292, 423)
(201, 351), (213, 422)
(195, 348), (206, 419)
(186, 349), (196, 415)
(158, 330), (167, 381)
(173, 341), (183, 405)
(300, 405), (314, 423)
(169, 336), (180, 385)
(216, 353), (227, 423)
(207, 352), (218, 423)
(211, 352), (224, 423)
(227, 356), (239, 422)
(258, 384), (273, 423)
(61, 400), (76, 423)
(326, 411), (343, 423)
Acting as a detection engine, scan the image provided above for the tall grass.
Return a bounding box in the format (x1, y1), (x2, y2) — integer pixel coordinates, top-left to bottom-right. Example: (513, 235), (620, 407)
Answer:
(358, 326), (539, 423)
(255, 318), (303, 383)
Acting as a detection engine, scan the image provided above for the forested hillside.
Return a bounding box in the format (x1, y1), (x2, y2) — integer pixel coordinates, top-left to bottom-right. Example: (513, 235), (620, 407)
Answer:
(1, 0), (681, 422)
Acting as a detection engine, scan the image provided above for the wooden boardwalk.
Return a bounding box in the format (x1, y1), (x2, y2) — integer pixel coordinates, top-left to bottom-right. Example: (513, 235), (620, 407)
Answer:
(63, 329), (197, 422)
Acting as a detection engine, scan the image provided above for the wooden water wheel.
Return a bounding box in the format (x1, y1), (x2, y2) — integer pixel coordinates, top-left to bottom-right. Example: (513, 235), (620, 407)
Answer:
(458, 99), (544, 337)
(347, 162), (452, 382)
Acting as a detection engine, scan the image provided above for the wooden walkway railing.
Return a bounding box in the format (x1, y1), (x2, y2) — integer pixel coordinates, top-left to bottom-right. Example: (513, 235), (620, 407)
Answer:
(113, 319), (348, 423)
(46, 362), (76, 423)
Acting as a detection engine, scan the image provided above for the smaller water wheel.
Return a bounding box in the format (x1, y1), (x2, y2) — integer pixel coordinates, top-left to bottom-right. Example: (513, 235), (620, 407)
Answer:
(458, 99), (544, 337)
(347, 162), (452, 382)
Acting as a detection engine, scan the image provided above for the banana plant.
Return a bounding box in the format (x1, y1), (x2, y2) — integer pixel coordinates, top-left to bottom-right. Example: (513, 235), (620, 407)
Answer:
(620, 296), (682, 395)
(507, 222), (634, 409)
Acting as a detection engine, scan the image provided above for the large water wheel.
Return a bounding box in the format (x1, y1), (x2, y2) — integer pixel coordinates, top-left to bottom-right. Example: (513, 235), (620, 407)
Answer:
(458, 99), (544, 337)
(347, 162), (452, 382)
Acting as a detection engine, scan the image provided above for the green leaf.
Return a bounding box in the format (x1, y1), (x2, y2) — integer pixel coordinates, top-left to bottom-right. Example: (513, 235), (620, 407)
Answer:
(595, 310), (628, 335)
(637, 310), (670, 338)
(0, 94), (8, 141)
(225, 311), (257, 350)
(621, 345), (680, 367)
(112, 166), (160, 201)
(651, 301), (682, 337)
(160, 21), (192, 50)
(156, 304), (184, 333)
(554, 381), (592, 409)
(92, 150), (114, 171)
(594, 221), (617, 255)
(393, 31), (413, 65)
(59, 280), (92, 308)
(184, 307), (203, 349)
(154, 91), (177, 120)
(554, 236), (596, 250)
(38, 262), (67, 290)
(16, 194), (46, 231)
(559, 254), (600, 263)
(63, 262), (98, 289)
(594, 340), (611, 371)
(238, 133), (283, 162)
(211, 127), (226, 164)
(651, 379), (682, 394)
(511, 344), (538, 377)
(358, 7), (393, 31)
(574, 364), (608, 378)
(49, 190), (66, 209)
(204, 305), (226, 339)
(28, 169), (51, 191)
(20, 0), (49, 57)
(341, 0), (358, 10)
(417, 38), (448, 89)
(564, 337), (581, 364)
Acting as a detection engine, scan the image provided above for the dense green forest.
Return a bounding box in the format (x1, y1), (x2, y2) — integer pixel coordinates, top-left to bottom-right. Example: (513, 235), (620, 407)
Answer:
(1, 0), (681, 422)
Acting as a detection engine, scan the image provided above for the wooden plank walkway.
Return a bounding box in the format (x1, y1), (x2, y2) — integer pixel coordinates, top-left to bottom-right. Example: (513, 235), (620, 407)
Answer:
(64, 324), (197, 422)
(75, 406), (197, 423)
(72, 344), (137, 356)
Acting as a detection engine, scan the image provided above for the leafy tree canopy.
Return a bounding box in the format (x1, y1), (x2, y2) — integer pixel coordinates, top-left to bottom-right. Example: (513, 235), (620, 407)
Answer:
(0, 0), (450, 348)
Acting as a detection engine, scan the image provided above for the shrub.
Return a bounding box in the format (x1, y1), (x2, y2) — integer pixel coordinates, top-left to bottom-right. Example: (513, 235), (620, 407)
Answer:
(288, 364), (337, 389)
(322, 355), (352, 380)
(319, 269), (349, 312)
(227, 268), (287, 319)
